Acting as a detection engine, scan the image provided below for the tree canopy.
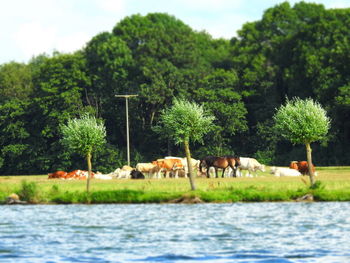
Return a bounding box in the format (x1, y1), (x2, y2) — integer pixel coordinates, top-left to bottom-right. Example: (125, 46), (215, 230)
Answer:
(155, 98), (214, 190)
(60, 114), (106, 157)
(1, 3), (350, 175)
(273, 97), (330, 185)
(60, 114), (106, 192)
(274, 98), (330, 145)
(155, 98), (215, 145)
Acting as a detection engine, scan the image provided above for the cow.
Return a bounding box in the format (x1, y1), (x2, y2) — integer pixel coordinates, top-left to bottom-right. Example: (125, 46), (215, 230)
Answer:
(136, 163), (160, 178)
(130, 170), (145, 179)
(237, 157), (265, 177)
(270, 166), (302, 177)
(170, 169), (187, 178)
(112, 167), (132, 179)
(121, 165), (134, 171)
(94, 172), (113, 180)
(290, 161), (299, 170)
(48, 170), (94, 180)
(65, 170), (94, 180)
(153, 158), (184, 178)
(48, 170), (67, 179)
(164, 156), (201, 178)
(289, 161), (317, 176)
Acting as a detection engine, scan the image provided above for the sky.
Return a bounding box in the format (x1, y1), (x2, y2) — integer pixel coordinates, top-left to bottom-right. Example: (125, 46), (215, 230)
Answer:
(0, 0), (349, 65)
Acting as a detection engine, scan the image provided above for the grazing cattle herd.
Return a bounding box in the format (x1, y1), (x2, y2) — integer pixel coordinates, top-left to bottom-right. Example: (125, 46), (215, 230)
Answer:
(48, 156), (317, 180)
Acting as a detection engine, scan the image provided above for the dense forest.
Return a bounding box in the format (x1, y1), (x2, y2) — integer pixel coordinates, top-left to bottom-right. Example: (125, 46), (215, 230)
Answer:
(1, 2), (350, 175)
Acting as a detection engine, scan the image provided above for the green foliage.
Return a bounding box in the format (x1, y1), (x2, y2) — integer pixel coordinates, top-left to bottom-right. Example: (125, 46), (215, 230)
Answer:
(155, 98), (215, 145)
(49, 184), (60, 195)
(2, 4), (350, 171)
(31, 52), (88, 141)
(93, 143), (124, 173)
(84, 32), (132, 119)
(197, 187), (310, 202)
(50, 189), (180, 204)
(312, 189), (350, 201)
(113, 13), (214, 129)
(0, 62), (33, 103)
(18, 180), (40, 203)
(274, 97), (330, 144)
(193, 69), (248, 149)
(336, 85), (350, 106)
(51, 191), (86, 204)
(42, 187), (350, 203)
(60, 113), (106, 157)
(309, 180), (325, 190)
(0, 99), (31, 174)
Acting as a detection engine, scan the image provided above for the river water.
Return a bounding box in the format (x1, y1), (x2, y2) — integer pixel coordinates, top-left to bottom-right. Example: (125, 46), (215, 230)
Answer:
(1, 202), (350, 262)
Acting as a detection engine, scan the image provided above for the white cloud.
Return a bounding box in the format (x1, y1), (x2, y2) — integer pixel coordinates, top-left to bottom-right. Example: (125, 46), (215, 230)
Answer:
(1, 0), (350, 64)
(13, 22), (57, 60)
(206, 14), (251, 39)
(177, 0), (243, 11)
(328, 1), (349, 8)
(56, 32), (91, 54)
(12, 21), (91, 61)
(96, 0), (127, 15)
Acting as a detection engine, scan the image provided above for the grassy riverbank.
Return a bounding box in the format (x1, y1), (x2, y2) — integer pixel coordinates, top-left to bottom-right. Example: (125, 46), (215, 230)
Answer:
(1, 167), (350, 204)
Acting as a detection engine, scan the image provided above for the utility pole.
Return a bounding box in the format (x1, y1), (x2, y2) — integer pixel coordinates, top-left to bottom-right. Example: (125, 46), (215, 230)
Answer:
(115, 94), (138, 166)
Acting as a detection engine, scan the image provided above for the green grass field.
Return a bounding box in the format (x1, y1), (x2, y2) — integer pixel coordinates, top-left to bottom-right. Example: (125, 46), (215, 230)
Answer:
(1, 166), (349, 204)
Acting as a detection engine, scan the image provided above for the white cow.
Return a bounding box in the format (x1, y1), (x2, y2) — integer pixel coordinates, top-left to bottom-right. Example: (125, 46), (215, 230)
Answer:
(136, 163), (160, 178)
(94, 172), (113, 180)
(121, 165), (134, 171)
(270, 166), (302, 177)
(237, 157), (265, 177)
(112, 168), (132, 179)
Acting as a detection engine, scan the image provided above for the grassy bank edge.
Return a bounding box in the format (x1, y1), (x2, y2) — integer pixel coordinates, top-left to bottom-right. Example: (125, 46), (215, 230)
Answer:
(2, 187), (350, 204)
(2, 169), (350, 204)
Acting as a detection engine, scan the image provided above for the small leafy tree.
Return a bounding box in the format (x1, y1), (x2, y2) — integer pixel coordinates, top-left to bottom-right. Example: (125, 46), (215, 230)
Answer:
(155, 98), (215, 190)
(60, 114), (106, 193)
(273, 98), (330, 186)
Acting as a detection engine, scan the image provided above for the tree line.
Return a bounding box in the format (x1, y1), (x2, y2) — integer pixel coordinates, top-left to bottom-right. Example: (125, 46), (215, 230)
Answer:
(1, 1), (349, 175)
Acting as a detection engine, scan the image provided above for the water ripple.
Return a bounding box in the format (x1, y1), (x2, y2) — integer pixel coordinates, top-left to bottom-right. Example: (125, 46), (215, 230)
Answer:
(0, 203), (350, 262)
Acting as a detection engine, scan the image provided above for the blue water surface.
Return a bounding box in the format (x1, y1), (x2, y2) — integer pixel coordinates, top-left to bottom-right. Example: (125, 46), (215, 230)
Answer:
(1, 202), (350, 262)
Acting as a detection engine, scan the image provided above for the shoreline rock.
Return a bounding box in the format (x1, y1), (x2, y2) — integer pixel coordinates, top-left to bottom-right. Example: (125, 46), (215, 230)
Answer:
(296, 194), (314, 202)
(5, 193), (28, 205)
(169, 196), (204, 204)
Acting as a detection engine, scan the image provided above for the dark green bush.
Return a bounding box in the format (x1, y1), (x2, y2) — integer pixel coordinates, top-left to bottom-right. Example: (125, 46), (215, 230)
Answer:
(18, 180), (40, 203)
(313, 190), (350, 201)
(309, 180), (325, 190)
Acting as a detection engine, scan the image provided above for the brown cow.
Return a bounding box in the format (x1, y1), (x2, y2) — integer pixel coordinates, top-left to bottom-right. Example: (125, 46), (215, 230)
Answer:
(48, 171), (67, 179)
(289, 161), (316, 175)
(65, 170), (95, 180)
(165, 156), (201, 178)
(153, 159), (184, 178)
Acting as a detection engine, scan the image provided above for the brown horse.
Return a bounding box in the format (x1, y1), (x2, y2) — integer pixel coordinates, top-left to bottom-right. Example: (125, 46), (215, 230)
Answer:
(199, 156), (240, 178)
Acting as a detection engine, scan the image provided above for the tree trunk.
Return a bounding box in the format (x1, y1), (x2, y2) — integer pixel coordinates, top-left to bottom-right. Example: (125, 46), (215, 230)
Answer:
(183, 140), (196, 191)
(86, 152), (92, 193)
(305, 142), (315, 186)
(150, 111), (155, 126)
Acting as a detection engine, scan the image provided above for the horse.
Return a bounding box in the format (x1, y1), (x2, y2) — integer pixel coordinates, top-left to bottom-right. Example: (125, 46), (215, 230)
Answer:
(199, 156), (240, 178)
